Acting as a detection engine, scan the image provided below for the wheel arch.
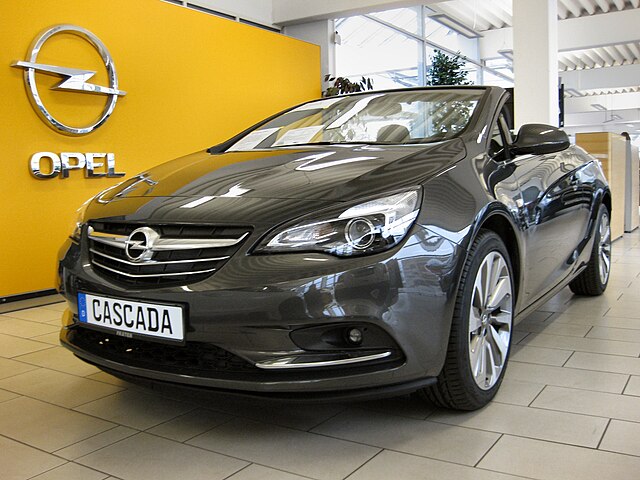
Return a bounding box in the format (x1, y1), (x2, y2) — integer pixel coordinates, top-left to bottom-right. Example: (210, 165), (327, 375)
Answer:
(601, 189), (612, 215)
(469, 208), (523, 308)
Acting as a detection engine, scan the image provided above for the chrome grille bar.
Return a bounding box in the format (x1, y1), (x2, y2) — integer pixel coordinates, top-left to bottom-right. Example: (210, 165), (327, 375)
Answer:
(90, 248), (229, 266)
(88, 229), (248, 250)
(92, 260), (217, 278)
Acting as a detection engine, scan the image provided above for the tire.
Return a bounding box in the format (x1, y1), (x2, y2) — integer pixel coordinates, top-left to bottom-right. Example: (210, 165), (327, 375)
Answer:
(421, 230), (514, 410)
(569, 204), (611, 296)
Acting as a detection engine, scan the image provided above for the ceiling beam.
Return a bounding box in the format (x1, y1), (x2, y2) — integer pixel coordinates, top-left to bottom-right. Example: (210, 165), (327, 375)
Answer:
(272, 0), (437, 25)
(480, 8), (640, 59)
(561, 63), (640, 90)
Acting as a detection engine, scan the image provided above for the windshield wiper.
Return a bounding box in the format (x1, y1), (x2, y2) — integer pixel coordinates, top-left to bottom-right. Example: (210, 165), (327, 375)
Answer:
(272, 141), (385, 148)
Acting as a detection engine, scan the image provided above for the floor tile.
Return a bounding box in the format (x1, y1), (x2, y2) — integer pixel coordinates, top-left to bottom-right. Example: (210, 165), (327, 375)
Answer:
(1, 308), (62, 323)
(0, 368), (123, 408)
(0, 388), (20, 403)
(565, 351), (640, 375)
(40, 302), (68, 312)
(181, 392), (346, 431)
(14, 346), (100, 377)
(0, 356), (39, 379)
(519, 332), (640, 356)
(510, 345), (573, 366)
(606, 301), (640, 319)
(77, 432), (247, 480)
(189, 418), (379, 480)
(599, 419), (640, 456)
(54, 426), (138, 460)
(30, 462), (109, 480)
(312, 409), (499, 466)
(347, 449), (527, 480)
(0, 333), (53, 358)
(492, 378), (545, 406)
(0, 435), (66, 480)
(430, 401), (607, 447)
(560, 301), (610, 317)
(586, 325), (640, 343)
(226, 464), (311, 480)
(532, 385), (640, 423)
(30, 331), (62, 345)
(514, 321), (591, 337)
(147, 408), (232, 442)
(519, 310), (556, 323)
(505, 361), (628, 393)
(624, 376), (640, 396)
(0, 317), (59, 338)
(511, 330), (529, 344)
(74, 390), (196, 430)
(0, 396), (114, 451)
(478, 435), (640, 480)
(552, 312), (640, 330)
(354, 394), (435, 420)
(84, 371), (140, 389)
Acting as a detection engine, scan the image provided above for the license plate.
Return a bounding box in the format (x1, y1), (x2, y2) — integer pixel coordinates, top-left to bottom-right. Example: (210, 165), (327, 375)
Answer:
(77, 292), (184, 342)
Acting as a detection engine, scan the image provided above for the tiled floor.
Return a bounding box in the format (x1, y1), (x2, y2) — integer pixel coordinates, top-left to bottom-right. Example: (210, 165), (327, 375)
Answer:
(2, 231), (640, 480)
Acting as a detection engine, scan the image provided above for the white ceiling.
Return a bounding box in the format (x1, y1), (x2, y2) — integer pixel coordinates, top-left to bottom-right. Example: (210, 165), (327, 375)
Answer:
(433, 0), (640, 72)
(433, 0), (639, 31)
(428, 0), (640, 136)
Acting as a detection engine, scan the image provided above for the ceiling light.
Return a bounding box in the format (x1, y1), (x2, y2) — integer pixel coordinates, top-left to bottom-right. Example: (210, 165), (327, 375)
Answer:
(498, 49), (513, 61)
(427, 14), (482, 39)
(564, 88), (583, 97)
(590, 103), (607, 111)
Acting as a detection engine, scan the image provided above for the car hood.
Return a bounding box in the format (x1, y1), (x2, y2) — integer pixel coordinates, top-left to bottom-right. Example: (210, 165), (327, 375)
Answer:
(101, 141), (466, 203)
(85, 141), (466, 227)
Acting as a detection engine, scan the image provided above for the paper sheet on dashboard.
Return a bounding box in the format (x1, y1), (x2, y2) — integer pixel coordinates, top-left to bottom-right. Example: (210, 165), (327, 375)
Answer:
(272, 126), (324, 146)
(227, 127), (279, 151)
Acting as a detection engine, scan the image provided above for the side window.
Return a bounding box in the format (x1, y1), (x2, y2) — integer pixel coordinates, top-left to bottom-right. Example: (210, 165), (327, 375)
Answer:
(488, 112), (512, 162)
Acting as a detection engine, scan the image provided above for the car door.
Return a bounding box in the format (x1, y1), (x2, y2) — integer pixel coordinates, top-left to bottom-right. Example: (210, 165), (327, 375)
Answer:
(508, 131), (593, 304)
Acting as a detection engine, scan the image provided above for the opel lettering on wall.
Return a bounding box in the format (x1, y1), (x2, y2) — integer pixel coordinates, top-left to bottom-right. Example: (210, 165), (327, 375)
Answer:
(30, 152), (124, 179)
(12, 24), (126, 179)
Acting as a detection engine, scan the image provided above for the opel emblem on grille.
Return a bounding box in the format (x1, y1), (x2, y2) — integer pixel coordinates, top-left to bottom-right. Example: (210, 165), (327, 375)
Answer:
(124, 227), (159, 263)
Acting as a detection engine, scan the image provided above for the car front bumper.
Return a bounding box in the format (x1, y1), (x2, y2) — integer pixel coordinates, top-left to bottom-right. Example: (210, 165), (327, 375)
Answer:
(58, 225), (463, 395)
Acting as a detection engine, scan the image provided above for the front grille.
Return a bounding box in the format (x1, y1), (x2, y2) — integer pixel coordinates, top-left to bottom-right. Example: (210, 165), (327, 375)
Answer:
(87, 221), (251, 287)
(69, 327), (258, 377)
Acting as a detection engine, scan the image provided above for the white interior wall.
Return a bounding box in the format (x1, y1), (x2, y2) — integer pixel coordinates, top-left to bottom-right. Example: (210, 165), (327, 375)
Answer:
(184, 0), (274, 26)
(283, 21), (336, 89)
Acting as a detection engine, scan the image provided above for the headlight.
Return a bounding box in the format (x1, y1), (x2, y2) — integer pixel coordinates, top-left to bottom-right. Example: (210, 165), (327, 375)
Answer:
(255, 188), (421, 257)
(70, 198), (92, 242)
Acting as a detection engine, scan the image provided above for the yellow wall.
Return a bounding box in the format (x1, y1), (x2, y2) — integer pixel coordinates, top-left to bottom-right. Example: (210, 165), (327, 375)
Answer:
(0, 0), (321, 297)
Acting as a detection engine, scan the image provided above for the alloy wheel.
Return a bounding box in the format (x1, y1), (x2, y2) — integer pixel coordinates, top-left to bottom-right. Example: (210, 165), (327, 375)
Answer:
(468, 251), (512, 390)
(598, 212), (611, 285)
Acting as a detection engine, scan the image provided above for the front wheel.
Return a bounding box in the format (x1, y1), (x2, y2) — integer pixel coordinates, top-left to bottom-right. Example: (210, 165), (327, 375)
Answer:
(421, 230), (514, 410)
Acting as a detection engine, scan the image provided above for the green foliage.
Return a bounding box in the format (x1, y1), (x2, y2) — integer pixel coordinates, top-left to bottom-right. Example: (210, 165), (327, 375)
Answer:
(426, 50), (472, 86)
(323, 75), (374, 97)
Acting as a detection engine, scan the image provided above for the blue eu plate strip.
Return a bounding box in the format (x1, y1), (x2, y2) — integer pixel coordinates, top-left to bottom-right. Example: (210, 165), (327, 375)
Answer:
(78, 293), (88, 323)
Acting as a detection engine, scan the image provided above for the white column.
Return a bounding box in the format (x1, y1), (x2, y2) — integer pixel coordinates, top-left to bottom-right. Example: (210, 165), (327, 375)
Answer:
(512, 0), (558, 128)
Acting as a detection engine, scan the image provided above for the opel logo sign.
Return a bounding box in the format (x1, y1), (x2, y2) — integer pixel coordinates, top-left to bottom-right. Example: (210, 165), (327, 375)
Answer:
(124, 227), (159, 263)
(12, 24), (126, 135)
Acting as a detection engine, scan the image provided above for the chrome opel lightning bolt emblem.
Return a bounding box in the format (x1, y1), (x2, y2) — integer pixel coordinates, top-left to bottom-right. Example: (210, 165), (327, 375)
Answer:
(124, 227), (159, 263)
(12, 24), (126, 135)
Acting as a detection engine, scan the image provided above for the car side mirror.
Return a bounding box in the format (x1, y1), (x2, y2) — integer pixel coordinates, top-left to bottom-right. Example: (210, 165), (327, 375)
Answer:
(510, 124), (570, 156)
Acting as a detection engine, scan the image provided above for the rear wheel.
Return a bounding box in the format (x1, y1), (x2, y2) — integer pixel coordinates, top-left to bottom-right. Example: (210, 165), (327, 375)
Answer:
(421, 230), (514, 410)
(569, 204), (611, 296)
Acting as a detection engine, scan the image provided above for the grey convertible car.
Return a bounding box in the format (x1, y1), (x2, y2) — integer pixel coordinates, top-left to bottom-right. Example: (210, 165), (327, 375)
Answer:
(57, 86), (611, 410)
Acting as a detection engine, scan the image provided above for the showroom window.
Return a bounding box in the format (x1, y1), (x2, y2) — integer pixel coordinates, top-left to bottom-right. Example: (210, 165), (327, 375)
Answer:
(335, 6), (513, 89)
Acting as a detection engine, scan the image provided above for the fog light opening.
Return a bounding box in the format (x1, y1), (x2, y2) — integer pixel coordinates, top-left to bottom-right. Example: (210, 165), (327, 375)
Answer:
(346, 327), (364, 346)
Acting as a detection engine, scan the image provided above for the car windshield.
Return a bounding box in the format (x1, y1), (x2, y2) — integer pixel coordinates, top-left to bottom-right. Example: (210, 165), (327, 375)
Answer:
(227, 89), (485, 151)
